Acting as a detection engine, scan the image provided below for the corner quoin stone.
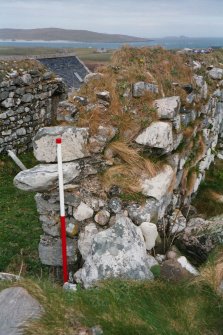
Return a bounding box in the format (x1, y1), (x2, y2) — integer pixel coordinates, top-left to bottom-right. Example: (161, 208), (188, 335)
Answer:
(135, 121), (173, 153)
(33, 126), (90, 163)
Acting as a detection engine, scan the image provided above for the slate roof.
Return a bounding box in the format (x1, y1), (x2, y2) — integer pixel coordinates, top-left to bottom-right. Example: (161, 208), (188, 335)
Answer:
(38, 55), (90, 89)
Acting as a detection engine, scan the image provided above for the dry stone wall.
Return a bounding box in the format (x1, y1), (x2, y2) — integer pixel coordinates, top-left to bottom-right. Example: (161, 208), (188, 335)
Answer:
(13, 53), (223, 287)
(0, 61), (67, 154)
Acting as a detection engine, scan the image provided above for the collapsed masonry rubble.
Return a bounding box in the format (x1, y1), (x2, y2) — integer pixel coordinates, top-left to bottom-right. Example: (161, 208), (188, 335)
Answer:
(13, 48), (223, 287)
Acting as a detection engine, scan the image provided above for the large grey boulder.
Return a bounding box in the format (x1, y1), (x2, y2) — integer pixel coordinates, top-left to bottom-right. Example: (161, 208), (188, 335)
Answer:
(14, 162), (80, 192)
(74, 215), (154, 288)
(39, 235), (78, 266)
(132, 81), (158, 97)
(0, 287), (43, 335)
(208, 68), (223, 80)
(33, 126), (89, 163)
(78, 223), (99, 260)
(135, 121), (173, 153)
(140, 165), (175, 200)
(154, 96), (181, 119)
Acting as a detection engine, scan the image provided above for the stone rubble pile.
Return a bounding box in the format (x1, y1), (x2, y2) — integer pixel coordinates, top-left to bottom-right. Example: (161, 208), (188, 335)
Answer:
(13, 57), (223, 287)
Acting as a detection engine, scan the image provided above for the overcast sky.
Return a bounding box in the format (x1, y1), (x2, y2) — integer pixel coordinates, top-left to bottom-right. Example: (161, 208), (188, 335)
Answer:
(1, 0), (223, 38)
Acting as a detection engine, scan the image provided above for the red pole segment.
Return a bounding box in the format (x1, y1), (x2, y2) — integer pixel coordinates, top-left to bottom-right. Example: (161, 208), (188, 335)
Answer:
(56, 137), (68, 283)
(60, 216), (68, 283)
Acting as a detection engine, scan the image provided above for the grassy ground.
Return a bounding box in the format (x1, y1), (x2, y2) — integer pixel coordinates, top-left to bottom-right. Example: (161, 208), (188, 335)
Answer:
(0, 263), (223, 335)
(192, 159), (223, 218)
(0, 152), (44, 276)
(0, 46), (113, 63)
(0, 153), (223, 335)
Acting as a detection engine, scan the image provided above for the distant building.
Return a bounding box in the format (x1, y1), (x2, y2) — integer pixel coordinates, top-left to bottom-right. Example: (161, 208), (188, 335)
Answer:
(96, 48), (108, 53)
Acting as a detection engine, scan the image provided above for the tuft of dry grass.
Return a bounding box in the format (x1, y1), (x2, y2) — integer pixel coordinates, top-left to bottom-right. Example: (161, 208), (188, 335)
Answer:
(208, 190), (223, 203)
(108, 141), (156, 175)
(111, 46), (193, 98)
(195, 247), (223, 293)
(103, 141), (157, 193)
(72, 46), (197, 141)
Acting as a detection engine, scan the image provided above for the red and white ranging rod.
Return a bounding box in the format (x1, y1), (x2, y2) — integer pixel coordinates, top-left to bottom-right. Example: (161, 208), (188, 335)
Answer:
(56, 138), (68, 283)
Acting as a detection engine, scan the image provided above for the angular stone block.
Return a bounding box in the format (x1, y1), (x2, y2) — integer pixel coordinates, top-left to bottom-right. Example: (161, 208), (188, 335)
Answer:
(154, 96), (181, 119)
(33, 126), (89, 163)
(135, 121), (173, 153)
(14, 162), (80, 192)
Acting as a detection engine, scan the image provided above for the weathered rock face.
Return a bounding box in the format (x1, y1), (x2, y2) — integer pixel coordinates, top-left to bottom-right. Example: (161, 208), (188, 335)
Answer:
(209, 68), (223, 80)
(154, 96), (181, 119)
(74, 215), (154, 288)
(135, 121), (173, 153)
(33, 126), (89, 162)
(140, 165), (174, 200)
(132, 81), (158, 97)
(0, 64), (67, 154)
(0, 287), (43, 335)
(14, 162), (80, 192)
(78, 223), (99, 260)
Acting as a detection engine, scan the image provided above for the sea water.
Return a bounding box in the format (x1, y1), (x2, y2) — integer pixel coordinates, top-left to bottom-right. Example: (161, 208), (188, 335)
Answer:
(0, 37), (223, 50)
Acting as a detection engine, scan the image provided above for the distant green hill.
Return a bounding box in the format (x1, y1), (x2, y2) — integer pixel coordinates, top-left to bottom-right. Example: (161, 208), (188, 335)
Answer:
(0, 28), (151, 43)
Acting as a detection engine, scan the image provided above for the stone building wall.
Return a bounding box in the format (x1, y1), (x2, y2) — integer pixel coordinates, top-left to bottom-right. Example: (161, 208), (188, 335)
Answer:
(13, 51), (223, 287)
(0, 61), (67, 154)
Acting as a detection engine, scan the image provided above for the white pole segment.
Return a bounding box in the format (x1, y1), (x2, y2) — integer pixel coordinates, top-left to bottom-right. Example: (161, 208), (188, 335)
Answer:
(56, 137), (68, 283)
(56, 140), (65, 217)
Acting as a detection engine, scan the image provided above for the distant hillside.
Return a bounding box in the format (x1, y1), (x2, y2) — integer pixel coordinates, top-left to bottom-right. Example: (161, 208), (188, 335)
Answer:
(0, 28), (150, 43)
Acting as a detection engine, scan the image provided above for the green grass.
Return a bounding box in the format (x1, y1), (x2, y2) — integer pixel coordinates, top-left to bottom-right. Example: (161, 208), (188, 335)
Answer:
(0, 46), (113, 63)
(192, 159), (223, 218)
(0, 277), (223, 335)
(0, 152), (44, 276)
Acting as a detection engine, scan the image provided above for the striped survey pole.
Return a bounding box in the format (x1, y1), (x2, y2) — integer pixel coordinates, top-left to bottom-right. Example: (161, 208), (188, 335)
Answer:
(56, 138), (68, 283)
